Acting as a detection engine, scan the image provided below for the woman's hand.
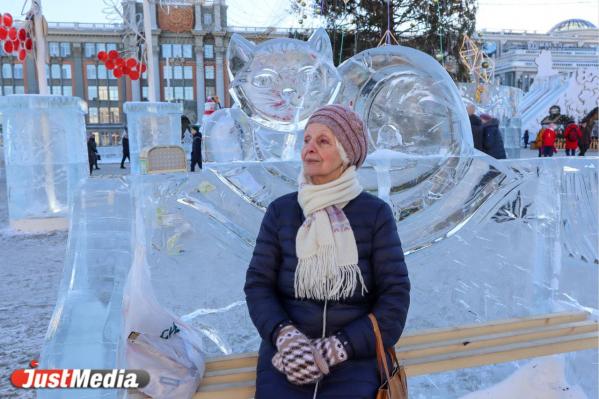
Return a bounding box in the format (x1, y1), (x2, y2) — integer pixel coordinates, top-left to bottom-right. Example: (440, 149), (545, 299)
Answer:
(272, 325), (329, 385)
(312, 335), (348, 368)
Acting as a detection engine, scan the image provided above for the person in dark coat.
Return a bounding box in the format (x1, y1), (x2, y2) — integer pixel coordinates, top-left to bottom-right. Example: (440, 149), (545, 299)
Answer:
(190, 128), (202, 171)
(467, 104), (484, 152)
(87, 135), (98, 176)
(480, 113), (507, 159)
(523, 130), (529, 148)
(244, 105), (410, 399)
(120, 128), (130, 169)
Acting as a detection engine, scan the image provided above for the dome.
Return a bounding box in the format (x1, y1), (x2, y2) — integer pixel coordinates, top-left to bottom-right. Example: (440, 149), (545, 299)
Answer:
(548, 19), (597, 33)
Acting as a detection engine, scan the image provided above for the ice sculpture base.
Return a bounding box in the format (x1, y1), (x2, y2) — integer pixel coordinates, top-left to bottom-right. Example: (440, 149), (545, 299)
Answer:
(10, 217), (68, 233)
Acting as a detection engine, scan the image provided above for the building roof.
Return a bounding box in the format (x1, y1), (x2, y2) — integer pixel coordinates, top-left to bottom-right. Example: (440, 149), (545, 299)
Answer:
(548, 19), (597, 33)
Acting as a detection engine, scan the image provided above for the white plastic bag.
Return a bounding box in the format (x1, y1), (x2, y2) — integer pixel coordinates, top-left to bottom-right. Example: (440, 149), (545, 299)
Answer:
(123, 245), (205, 399)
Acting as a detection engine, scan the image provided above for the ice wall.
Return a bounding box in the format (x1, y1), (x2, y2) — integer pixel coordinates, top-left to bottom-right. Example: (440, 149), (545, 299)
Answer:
(0, 95), (88, 231)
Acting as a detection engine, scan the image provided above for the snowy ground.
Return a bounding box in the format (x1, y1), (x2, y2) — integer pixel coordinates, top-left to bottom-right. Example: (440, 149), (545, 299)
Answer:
(0, 160), (128, 398)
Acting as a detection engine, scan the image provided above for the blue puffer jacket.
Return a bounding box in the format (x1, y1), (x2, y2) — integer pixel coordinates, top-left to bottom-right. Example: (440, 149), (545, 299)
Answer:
(244, 191), (410, 399)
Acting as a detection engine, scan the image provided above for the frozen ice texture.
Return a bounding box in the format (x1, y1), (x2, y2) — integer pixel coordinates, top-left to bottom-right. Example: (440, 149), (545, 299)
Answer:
(123, 102), (183, 175)
(39, 178), (133, 399)
(202, 108), (255, 162)
(0, 95), (88, 227)
(227, 28), (340, 131)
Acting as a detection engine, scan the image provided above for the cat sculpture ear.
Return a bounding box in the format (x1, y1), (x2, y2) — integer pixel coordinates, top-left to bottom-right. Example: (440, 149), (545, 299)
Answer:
(307, 28), (333, 60)
(227, 34), (256, 79)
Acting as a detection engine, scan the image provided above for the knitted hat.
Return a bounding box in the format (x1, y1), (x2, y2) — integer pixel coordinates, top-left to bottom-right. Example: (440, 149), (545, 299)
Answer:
(306, 104), (368, 168)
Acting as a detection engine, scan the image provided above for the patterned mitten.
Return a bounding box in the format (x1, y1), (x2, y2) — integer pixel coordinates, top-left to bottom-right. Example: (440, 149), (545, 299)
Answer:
(272, 325), (329, 385)
(312, 335), (349, 368)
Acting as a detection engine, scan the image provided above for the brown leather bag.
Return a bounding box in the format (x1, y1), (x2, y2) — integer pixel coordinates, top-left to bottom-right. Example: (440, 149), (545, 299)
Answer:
(369, 313), (409, 399)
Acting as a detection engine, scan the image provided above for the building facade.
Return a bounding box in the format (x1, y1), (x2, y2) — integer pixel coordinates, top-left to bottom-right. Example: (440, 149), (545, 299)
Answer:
(0, 0), (293, 152)
(479, 19), (599, 92)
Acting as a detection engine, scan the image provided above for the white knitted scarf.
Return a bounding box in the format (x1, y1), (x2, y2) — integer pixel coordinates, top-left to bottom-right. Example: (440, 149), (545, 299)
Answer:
(295, 166), (367, 301)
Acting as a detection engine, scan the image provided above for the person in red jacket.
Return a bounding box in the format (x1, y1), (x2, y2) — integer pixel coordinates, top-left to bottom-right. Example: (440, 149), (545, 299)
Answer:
(541, 124), (557, 157)
(564, 121), (582, 156)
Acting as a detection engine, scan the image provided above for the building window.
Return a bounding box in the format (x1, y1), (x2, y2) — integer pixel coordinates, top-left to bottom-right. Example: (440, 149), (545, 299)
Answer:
(110, 107), (120, 123)
(205, 65), (215, 80)
(162, 44), (172, 59)
(172, 44), (183, 58)
(13, 64), (23, 79)
(183, 44), (192, 58)
(51, 85), (62, 95)
(3, 85), (14, 95)
(63, 86), (73, 96)
(163, 65), (172, 79)
(184, 86), (194, 99)
(48, 42), (60, 57)
(203, 13), (212, 26)
(87, 64), (97, 79)
(88, 86), (98, 101)
(2, 63), (12, 79)
(109, 86), (119, 101)
(206, 86), (215, 98)
(61, 64), (72, 79)
(14, 85), (24, 94)
(204, 44), (214, 59)
(60, 43), (71, 57)
(84, 43), (95, 58)
(99, 86), (109, 100)
(184, 65), (193, 80)
(98, 65), (108, 80)
(89, 107), (99, 123)
(99, 107), (110, 123)
(174, 65), (183, 79)
(142, 86), (149, 101)
(51, 64), (61, 79)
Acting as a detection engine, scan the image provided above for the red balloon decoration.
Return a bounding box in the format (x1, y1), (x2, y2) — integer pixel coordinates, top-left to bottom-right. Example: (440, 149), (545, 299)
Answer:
(3, 13), (13, 28)
(12, 39), (19, 50)
(113, 68), (123, 78)
(108, 50), (119, 60)
(18, 48), (26, 61)
(25, 38), (32, 50)
(3, 40), (13, 53)
(0, 27), (7, 40)
(8, 26), (16, 41)
(17, 28), (26, 41)
(97, 50), (108, 62)
(126, 58), (137, 68)
(115, 58), (125, 68)
(140, 63), (147, 73)
(129, 70), (140, 80)
(105, 60), (115, 70)
(122, 66), (130, 75)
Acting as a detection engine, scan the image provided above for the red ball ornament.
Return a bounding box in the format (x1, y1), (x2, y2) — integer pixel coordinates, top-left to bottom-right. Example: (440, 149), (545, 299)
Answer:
(122, 66), (130, 75)
(3, 13), (13, 28)
(126, 58), (137, 68)
(4, 40), (13, 53)
(140, 63), (147, 73)
(105, 60), (115, 70)
(8, 26), (17, 41)
(0, 27), (7, 40)
(18, 49), (26, 61)
(25, 38), (33, 50)
(113, 68), (123, 78)
(12, 40), (20, 51)
(18, 28), (26, 41)
(115, 57), (125, 67)
(129, 70), (140, 80)
(97, 51), (108, 62)
(108, 50), (119, 60)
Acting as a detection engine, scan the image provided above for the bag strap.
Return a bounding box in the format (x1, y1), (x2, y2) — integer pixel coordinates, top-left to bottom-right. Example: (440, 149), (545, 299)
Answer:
(368, 313), (391, 384)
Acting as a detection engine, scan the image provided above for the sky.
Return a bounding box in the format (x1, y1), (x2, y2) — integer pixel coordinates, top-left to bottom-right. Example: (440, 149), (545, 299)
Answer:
(2, 0), (598, 34)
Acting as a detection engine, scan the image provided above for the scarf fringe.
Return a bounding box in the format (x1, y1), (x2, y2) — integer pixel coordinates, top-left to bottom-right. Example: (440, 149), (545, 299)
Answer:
(295, 244), (367, 301)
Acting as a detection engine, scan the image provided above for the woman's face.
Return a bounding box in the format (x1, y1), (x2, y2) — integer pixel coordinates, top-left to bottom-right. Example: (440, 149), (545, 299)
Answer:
(301, 123), (345, 185)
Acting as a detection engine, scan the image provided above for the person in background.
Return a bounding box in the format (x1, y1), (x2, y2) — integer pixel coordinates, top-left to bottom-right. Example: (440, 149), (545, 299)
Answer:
(480, 113), (507, 159)
(190, 127), (203, 172)
(120, 128), (130, 169)
(563, 120), (581, 156)
(533, 128), (544, 157)
(87, 134), (98, 176)
(523, 130), (529, 148)
(467, 104), (484, 152)
(541, 124), (557, 157)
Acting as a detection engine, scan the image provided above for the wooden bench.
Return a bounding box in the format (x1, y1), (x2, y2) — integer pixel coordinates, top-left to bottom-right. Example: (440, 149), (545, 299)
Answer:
(194, 311), (598, 399)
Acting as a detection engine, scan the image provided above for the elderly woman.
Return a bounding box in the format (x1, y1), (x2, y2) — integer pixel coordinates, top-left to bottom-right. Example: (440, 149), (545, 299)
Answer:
(244, 104), (410, 398)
